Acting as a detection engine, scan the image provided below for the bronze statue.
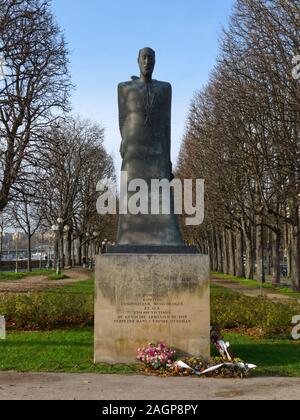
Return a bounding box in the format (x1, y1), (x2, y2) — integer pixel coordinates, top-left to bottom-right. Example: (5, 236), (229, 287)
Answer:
(117, 48), (184, 246)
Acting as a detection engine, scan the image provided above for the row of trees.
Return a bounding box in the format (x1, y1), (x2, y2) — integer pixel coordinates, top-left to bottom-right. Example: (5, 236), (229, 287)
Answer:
(178, 0), (300, 290)
(0, 0), (116, 271)
(4, 116), (116, 270)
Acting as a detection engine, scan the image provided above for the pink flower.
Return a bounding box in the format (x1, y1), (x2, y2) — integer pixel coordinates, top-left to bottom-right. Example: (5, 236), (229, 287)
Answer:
(137, 343), (177, 369)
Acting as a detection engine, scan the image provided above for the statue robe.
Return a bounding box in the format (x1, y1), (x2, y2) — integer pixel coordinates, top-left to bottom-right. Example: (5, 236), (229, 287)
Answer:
(117, 78), (184, 246)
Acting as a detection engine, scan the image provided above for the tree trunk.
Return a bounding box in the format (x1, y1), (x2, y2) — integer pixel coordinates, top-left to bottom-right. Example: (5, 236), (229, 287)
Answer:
(54, 237), (58, 269)
(272, 230), (281, 285)
(222, 230), (229, 274)
(287, 224), (293, 279)
(242, 218), (254, 279)
(217, 231), (223, 273)
(266, 228), (273, 276)
(208, 236), (213, 271)
(243, 225), (254, 280)
(60, 236), (65, 269)
(77, 237), (82, 266)
(235, 229), (245, 277)
(72, 237), (76, 267)
(292, 224), (300, 292)
(245, 237), (254, 280)
(27, 234), (32, 272)
(228, 230), (235, 276)
(65, 231), (72, 268)
(0, 232), (3, 264)
(82, 241), (88, 267)
(255, 217), (265, 283)
(211, 228), (218, 272)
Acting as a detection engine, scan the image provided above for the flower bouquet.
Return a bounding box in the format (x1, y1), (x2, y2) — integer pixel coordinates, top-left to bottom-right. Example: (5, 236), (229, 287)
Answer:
(137, 339), (256, 378)
(137, 343), (177, 370)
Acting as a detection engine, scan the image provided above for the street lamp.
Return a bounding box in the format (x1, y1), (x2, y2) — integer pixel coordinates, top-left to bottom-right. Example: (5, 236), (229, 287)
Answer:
(91, 232), (100, 268)
(45, 231), (54, 270)
(51, 224), (60, 275)
(101, 238), (108, 255)
(51, 219), (69, 275)
(12, 232), (21, 273)
(64, 224), (71, 267)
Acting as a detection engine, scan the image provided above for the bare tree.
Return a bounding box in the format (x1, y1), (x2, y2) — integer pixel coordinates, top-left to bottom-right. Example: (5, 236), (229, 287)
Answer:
(178, 0), (300, 289)
(0, 0), (71, 211)
(39, 116), (116, 267)
(6, 181), (44, 271)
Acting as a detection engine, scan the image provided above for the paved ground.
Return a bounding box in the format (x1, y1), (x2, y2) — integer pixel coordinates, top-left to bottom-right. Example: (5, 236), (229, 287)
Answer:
(211, 277), (300, 303)
(0, 372), (299, 400)
(0, 268), (91, 293)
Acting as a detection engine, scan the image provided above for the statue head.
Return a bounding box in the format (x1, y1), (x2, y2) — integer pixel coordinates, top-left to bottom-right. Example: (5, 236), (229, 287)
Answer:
(138, 47), (156, 79)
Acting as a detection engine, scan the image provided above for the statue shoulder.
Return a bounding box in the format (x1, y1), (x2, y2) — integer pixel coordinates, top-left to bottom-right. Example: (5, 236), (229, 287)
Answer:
(119, 76), (141, 87)
(154, 81), (172, 100)
(156, 80), (172, 91)
(118, 79), (140, 95)
(118, 81), (132, 90)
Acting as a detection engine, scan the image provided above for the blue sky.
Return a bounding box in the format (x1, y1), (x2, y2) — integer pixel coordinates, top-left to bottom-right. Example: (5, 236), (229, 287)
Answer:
(51, 0), (235, 173)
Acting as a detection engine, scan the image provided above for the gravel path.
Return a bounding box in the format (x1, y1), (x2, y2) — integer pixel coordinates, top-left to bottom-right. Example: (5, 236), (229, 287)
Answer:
(0, 268), (91, 293)
(211, 277), (300, 303)
(0, 372), (299, 400)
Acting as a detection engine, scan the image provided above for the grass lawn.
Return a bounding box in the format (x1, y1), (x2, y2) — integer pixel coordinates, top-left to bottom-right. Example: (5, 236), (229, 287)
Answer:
(56, 278), (95, 295)
(0, 269), (55, 282)
(218, 333), (300, 377)
(0, 274), (299, 377)
(212, 272), (300, 300)
(0, 328), (136, 374)
(0, 328), (299, 377)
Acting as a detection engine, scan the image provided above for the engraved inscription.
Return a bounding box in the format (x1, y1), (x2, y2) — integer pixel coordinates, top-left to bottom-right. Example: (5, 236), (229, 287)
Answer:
(114, 294), (192, 325)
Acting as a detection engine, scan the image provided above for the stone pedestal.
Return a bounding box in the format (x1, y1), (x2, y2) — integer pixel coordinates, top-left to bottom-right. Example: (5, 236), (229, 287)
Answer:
(94, 254), (210, 364)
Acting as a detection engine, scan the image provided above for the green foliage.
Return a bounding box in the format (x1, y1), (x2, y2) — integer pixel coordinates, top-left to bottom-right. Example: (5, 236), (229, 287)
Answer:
(211, 285), (300, 332)
(0, 278), (94, 331)
(0, 290), (94, 330)
(0, 270), (55, 282)
(0, 277), (298, 336)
